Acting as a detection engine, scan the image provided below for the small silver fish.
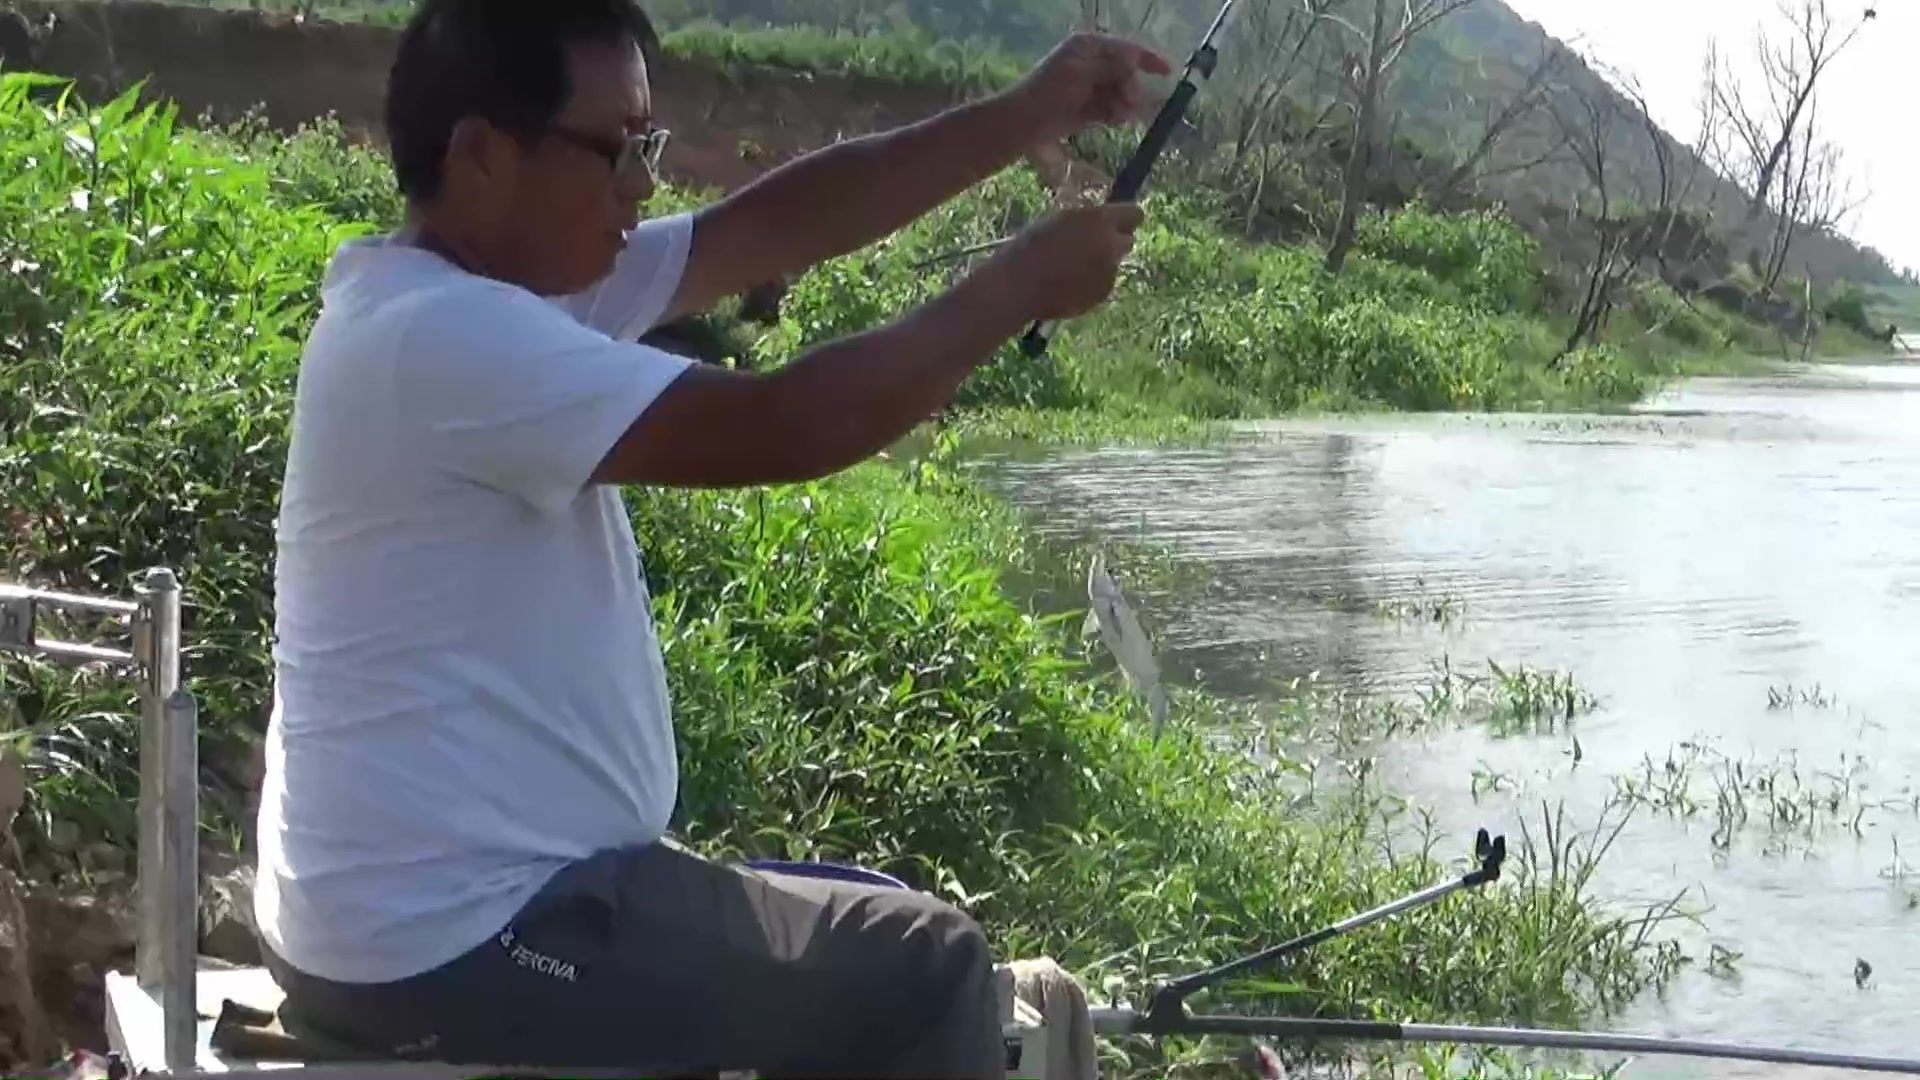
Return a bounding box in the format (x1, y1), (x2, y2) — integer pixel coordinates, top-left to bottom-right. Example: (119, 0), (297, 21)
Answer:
(1084, 551), (1170, 739)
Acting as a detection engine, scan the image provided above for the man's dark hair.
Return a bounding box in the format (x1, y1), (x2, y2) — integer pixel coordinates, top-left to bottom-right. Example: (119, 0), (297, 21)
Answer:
(385, 0), (660, 202)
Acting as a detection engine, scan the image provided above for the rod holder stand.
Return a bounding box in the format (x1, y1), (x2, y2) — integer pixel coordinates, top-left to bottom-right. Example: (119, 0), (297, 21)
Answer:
(1141, 828), (1507, 1028)
(0, 567), (197, 1070)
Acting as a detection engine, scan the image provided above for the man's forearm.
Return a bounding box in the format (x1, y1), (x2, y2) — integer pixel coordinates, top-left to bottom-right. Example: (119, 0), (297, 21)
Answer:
(596, 258), (1033, 489)
(751, 264), (1031, 481)
(597, 204), (1136, 491)
(706, 90), (1043, 278)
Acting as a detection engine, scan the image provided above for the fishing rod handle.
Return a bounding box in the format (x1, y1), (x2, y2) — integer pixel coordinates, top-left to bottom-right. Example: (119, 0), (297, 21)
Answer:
(1111, 77), (1201, 202)
(1017, 78), (1208, 359)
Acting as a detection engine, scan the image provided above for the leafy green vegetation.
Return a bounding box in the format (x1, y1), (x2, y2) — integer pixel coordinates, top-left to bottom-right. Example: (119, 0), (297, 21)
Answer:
(123, 0), (418, 26)
(638, 0), (1078, 59)
(658, 18), (1025, 93)
(738, 172), (1769, 421)
(147, 0), (1032, 91)
(0, 73), (1694, 1076)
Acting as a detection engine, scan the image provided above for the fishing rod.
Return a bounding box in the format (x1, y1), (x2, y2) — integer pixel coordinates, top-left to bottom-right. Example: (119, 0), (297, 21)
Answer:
(909, 235), (1013, 271)
(1086, 827), (1920, 1076)
(1018, 0), (1242, 360)
(1089, 1010), (1920, 1076)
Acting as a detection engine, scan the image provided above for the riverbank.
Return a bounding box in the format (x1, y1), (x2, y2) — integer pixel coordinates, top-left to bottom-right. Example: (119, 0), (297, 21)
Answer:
(0, 75), (1710, 1078)
(731, 170), (1856, 423)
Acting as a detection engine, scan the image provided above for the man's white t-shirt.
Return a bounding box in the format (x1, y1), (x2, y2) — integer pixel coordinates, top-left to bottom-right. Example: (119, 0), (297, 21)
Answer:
(253, 214), (698, 984)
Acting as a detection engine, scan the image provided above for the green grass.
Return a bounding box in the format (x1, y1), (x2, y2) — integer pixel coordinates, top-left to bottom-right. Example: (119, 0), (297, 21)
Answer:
(93, 0), (1029, 93)
(0, 73), (1697, 1076)
(118, 0), (418, 26)
(658, 19), (1024, 94)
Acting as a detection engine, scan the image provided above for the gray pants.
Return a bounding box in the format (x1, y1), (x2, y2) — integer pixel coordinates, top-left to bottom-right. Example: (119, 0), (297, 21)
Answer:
(262, 843), (1008, 1079)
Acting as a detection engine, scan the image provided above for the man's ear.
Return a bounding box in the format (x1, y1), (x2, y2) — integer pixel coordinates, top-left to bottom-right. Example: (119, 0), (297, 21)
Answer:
(444, 115), (512, 191)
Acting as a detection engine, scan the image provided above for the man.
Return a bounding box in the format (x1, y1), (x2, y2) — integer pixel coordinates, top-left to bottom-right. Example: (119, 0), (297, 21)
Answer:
(252, 0), (1167, 1076)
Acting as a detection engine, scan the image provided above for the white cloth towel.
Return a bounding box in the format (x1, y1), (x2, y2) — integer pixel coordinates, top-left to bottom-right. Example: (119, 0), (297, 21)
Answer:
(1005, 957), (1098, 1080)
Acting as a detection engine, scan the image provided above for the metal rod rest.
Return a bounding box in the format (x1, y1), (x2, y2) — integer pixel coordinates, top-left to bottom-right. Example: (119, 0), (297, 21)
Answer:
(1151, 830), (1505, 1013)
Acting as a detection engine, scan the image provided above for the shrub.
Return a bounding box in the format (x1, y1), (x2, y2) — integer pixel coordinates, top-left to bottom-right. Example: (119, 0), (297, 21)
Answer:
(1355, 203), (1541, 313)
(1556, 344), (1647, 404)
(1823, 283), (1877, 339)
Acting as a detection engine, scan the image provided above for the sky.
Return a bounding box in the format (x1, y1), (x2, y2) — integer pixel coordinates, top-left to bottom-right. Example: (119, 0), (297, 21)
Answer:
(1499, 0), (1917, 278)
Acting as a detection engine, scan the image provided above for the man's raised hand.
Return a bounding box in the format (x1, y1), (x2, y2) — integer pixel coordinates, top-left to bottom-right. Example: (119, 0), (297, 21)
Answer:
(1008, 32), (1174, 144)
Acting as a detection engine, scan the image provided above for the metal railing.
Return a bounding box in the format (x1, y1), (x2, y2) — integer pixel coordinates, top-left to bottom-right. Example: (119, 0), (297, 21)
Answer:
(0, 567), (197, 1074)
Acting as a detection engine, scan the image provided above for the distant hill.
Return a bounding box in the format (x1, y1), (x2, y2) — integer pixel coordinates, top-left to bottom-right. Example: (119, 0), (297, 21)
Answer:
(650, 0), (1901, 292)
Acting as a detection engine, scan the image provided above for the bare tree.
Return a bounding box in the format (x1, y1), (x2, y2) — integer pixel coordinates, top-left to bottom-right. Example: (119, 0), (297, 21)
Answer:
(1431, 42), (1571, 204)
(1709, 0), (1875, 225)
(1554, 67), (1716, 355)
(1322, 0), (1480, 275)
(1753, 94), (1863, 299)
(1201, 0), (1350, 235)
(1216, 0), (1340, 176)
(1554, 86), (1634, 353)
(1753, 97), (1865, 357)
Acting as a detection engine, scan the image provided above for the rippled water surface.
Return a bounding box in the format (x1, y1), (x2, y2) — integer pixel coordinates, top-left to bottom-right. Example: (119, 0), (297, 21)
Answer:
(971, 362), (1920, 1077)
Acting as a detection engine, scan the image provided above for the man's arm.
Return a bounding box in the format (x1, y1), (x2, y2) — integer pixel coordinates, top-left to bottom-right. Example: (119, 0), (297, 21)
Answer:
(593, 202), (1142, 489)
(658, 33), (1170, 324)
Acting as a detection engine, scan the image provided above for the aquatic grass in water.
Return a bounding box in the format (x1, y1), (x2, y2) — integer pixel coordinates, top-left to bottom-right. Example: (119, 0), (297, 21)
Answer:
(1394, 659), (1597, 741)
(1608, 738), (1920, 857)
(1374, 583), (1468, 628)
(1766, 682), (1838, 710)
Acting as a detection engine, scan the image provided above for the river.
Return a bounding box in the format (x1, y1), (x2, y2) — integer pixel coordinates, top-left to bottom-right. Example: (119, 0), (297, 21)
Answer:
(969, 360), (1920, 1078)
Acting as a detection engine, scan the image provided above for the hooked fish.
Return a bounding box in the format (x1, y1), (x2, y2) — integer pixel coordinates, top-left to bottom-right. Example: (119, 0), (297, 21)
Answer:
(1083, 551), (1170, 739)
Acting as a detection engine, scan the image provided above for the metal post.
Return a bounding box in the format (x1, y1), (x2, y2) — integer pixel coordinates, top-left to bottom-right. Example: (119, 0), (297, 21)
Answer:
(3, 568), (195, 1072)
(162, 688), (198, 1074)
(135, 568), (181, 991)
(132, 567), (198, 1072)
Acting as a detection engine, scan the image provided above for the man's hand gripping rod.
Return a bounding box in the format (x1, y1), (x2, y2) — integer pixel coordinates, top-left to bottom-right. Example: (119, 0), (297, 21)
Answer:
(1019, 0), (1242, 359)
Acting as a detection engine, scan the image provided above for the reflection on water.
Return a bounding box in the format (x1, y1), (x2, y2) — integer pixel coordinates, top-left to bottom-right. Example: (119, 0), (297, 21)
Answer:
(971, 362), (1920, 1077)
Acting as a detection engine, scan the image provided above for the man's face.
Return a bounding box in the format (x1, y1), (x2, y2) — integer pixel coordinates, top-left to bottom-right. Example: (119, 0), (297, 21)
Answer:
(489, 37), (660, 296)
